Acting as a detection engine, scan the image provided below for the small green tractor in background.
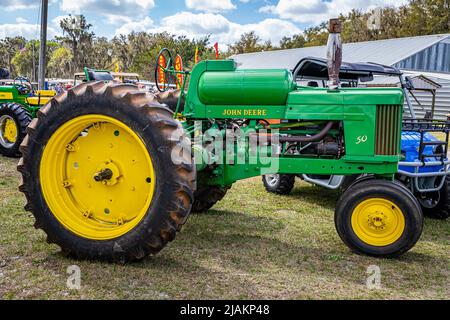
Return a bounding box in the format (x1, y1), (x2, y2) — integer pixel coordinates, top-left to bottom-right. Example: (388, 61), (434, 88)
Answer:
(0, 75), (55, 157)
(73, 67), (141, 86)
(18, 20), (424, 262)
(0, 67), (135, 158)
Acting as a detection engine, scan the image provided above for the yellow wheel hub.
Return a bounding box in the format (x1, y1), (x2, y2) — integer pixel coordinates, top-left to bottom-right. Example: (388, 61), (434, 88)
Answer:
(1, 117), (18, 144)
(40, 115), (156, 240)
(351, 198), (405, 246)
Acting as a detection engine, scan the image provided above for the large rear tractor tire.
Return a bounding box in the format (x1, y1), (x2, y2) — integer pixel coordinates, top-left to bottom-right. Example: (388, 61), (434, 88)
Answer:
(0, 102), (31, 157)
(18, 82), (196, 262)
(155, 89), (184, 113)
(262, 174), (295, 195)
(419, 176), (450, 220)
(335, 179), (423, 257)
(191, 185), (230, 213)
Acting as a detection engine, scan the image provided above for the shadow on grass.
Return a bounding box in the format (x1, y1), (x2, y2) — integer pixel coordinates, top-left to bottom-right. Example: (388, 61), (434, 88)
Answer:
(43, 208), (445, 268)
(34, 208), (447, 299)
(134, 210), (446, 283)
(284, 184), (340, 211)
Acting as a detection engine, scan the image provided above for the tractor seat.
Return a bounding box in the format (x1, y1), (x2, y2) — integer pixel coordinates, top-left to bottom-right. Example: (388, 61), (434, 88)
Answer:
(87, 69), (114, 81)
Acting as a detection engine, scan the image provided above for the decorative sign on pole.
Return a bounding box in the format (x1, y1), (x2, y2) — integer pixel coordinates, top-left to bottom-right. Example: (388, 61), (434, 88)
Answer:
(194, 47), (199, 64)
(174, 54), (184, 89)
(157, 54), (166, 90)
(214, 43), (219, 60)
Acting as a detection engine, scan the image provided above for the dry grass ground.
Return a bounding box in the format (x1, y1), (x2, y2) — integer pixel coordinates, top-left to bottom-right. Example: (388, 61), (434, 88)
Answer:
(0, 155), (448, 300)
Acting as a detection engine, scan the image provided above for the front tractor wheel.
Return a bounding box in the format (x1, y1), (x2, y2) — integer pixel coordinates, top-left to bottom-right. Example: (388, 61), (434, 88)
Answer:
(191, 185), (230, 213)
(418, 175), (450, 220)
(18, 82), (195, 262)
(262, 174), (295, 195)
(335, 179), (423, 257)
(0, 103), (31, 157)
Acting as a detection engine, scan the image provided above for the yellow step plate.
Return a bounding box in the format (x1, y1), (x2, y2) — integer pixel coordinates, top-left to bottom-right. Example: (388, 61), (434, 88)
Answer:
(35, 90), (56, 97)
(26, 96), (52, 106)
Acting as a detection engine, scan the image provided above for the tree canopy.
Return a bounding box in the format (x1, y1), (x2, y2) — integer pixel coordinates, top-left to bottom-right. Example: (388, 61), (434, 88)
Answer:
(0, 0), (448, 80)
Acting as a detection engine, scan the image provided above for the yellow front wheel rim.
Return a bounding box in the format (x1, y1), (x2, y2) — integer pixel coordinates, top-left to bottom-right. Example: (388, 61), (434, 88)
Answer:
(40, 115), (156, 240)
(351, 198), (405, 246)
(0, 116), (18, 146)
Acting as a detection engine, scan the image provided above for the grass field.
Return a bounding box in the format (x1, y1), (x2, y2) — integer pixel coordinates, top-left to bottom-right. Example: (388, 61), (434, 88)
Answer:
(0, 155), (448, 300)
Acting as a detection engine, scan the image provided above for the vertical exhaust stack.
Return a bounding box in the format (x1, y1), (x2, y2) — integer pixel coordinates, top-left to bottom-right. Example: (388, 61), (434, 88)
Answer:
(327, 18), (342, 90)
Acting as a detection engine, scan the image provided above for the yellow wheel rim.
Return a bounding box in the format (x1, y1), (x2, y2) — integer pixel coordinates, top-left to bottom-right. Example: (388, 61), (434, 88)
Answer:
(40, 115), (156, 240)
(0, 116), (18, 145)
(351, 198), (405, 246)
(4, 118), (17, 143)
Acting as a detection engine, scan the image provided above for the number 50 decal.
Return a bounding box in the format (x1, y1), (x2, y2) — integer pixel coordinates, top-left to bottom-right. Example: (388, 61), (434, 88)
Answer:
(356, 135), (368, 144)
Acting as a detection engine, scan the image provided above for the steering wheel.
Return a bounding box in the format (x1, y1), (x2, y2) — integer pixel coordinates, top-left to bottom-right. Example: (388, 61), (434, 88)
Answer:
(14, 76), (31, 86)
(155, 48), (174, 92)
(13, 76), (33, 95)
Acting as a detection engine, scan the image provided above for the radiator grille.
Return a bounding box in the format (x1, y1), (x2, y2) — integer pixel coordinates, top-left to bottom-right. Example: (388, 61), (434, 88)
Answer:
(375, 105), (402, 155)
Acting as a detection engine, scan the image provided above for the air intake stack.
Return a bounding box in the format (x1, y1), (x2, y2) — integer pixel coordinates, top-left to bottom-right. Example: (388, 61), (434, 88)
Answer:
(327, 19), (342, 90)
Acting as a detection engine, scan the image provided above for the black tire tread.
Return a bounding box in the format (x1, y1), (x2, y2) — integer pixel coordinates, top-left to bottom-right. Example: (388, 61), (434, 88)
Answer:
(155, 89), (184, 113)
(191, 185), (230, 213)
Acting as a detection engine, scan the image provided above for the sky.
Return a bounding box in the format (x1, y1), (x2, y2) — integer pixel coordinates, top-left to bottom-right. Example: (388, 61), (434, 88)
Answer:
(0, 0), (409, 49)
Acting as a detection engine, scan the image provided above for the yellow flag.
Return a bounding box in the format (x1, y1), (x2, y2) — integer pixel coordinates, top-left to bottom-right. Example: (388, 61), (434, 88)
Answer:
(175, 54), (184, 89)
(194, 47), (199, 64)
(114, 62), (120, 73)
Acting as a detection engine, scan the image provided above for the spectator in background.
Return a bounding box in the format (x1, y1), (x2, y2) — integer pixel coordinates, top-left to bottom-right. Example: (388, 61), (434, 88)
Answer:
(0, 68), (10, 80)
(55, 82), (66, 94)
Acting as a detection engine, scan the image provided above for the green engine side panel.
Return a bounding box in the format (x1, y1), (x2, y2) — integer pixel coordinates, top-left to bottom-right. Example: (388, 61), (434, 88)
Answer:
(285, 87), (404, 157)
(342, 107), (376, 156)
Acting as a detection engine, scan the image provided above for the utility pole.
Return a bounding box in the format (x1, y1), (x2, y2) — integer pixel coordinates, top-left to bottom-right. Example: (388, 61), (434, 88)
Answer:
(32, 41), (36, 82)
(38, 0), (48, 90)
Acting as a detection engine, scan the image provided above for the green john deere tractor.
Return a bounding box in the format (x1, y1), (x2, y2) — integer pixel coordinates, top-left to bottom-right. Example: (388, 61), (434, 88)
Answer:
(18, 20), (424, 262)
(0, 75), (55, 157)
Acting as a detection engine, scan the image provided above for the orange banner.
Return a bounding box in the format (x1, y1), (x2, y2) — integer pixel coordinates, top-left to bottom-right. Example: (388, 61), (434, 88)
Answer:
(157, 54), (166, 90)
(214, 43), (219, 60)
(174, 54), (184, 89)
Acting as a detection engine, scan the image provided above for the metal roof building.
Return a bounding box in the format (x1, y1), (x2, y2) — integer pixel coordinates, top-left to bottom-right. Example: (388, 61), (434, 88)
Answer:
(233, 34), (450, 119)
(403, 72), (450, 120)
